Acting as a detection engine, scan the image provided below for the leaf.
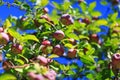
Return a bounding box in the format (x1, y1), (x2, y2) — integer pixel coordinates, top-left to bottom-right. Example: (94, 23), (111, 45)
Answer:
(90, 11), (101, 17)
(111, 12), (118, 21)
(64, 43), (73, 48)
(15, 59), (24, 65)
(0, 73), (17, 80)
(23, 35), (39, 42)
(48, 54), (59, 58)
(62, 1), (71, 11)
(52, 2), (61, 10)
(79, 35), (89, 40)
(67, 33), (79, 40)
(95, 19), (108, 26)
(79, 2), (87, 13)
(88, 2), (96, 12)
(7, 28), (23, 41)
(36, 0), (48, 7)
(3, 19), (12, 29)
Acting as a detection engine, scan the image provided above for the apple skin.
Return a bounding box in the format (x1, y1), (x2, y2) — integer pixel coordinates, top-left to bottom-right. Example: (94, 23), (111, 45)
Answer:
(68, 38), (76, 45)
(0, 32), (9, 45)
(43, 69), (57, 80)
(82, 18), (90, 24)
(112, 0), (119, 5)
(78, 0), (84, 3)
(53, 44), (64, 56)
(42, 40), (51, 46)
(34, 74), (45, 80)
(92, 16), (99, 20)
(11, 44), (23, 54)
(53, 30), (65, 40)
(90, 34), (99, 43)
(40, 15), (54, 24)
(60, 14), (74, 26)
(0, 27), (4, 32)
(67, 49), (77, 58)
(7, 33), (13, 41)
(27, 72), (37, 80)
(37, 55), (52, 66)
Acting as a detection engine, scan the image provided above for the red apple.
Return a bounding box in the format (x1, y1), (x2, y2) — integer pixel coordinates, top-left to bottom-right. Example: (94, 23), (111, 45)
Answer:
(67, 49), (77, 58)
(11, 43), (23, 54)
(34, 74), (45, 80)
(68, 38), (76, 45)
(53, 44), (64, 56)
(78, 0), (84, 3)
(40, 15), (54, 24)
(37, 55), (52, 66)
(0, 32), (9, 45)
(82, 18), (90, 24)
(53, 30), (65, 40)
(92, 16), (99, 20)
(112, 0), (119, 5)
(0, 53), (2, 62)
(42, 40), (51, 46)
(60, 14), (74, 26)
(7, 33), (13, 41)
(90, 34), (99, 43)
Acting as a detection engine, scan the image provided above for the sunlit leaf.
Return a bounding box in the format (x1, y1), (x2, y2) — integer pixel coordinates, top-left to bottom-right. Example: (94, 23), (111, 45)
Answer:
(88, 2), (96, 12)
(23, 35), (39, 42)
(0, 73), (17, 80)
(3, 19), (12, 29)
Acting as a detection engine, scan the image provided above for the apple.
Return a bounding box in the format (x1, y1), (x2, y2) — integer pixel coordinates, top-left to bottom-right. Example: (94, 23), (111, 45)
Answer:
(42, 40), (51, 46)
(68, 38), (76, 45)
(60, 14), (74, 26)
(43, 69), (57, 80)
(92, 16), (99, 20)
(112, 0), (119, 5)
(27, 72), (37, 80)
(0, 53), (2, 62)
(11, 43), (23, 54)
(37, 55), (52, 66)
(78, 0), (84, 3)
(53, 44), (64, 56)
(89, 34), (99, 43)
(7, 33), (13, 41)
(40, 15), (54, 24)
(2, 60), (13, 71)
(0, 27), (4, 32)
(34, 74), (45, 80)
(43, 7), (49, 14)
(0, 32), (9, 45)
(67, 49), (77, 58)
(82, 18), (90, 24)
(53, 30), (65, 40)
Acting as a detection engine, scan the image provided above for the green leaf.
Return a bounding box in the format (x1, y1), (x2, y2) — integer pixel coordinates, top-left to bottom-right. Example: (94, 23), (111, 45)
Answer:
(100, 0), (108, 5)
(79, 35), (89, 40)
(3, 19), (12, 29)
(64, 43), (73, 48)
(79, 2), (87, 13)
(62, 1), (71, 11)
(67, 33), (79, 40)
(48, 54), (59, 58)
(90, 11), (101, 17)
(52, 2), (61, 10)
(88, 2), (96, 12)
(8, 28), (23, 41)
(23, 35), (39, 42)
(111, 12), (118, 21)
(0, 73), (17, 80)
(95, 19), (108, 26)
(15, 59), (24, 65)
(36, 0), (48, 7)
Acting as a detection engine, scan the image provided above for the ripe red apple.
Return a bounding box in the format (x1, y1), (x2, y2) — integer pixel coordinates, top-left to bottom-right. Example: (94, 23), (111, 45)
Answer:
(111, 53), (120, 74)
(43, 7), (49, 14)
(67, 49), (77, 58)
(0, 27), (4, 32)
(53, 30), (65, 40)
(90, 34), (99, 43)
(11, 43), (23, 54)
(112, 0), (119, 5)
(43, 69), (57, 80)
(0, 32), (9, 45)
(60, 14), (74, 26)
(82, 18), (90, 24)
(42, 40), (51, 46)
(37, 55), (52, 66)
(53, 44), (64, 56)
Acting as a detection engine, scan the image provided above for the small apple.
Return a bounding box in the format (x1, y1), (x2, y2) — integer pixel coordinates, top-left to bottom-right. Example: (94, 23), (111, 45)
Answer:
(34, 74), (45, 80)
(43, 7), (49, 14)
(2, 60), (13, 71)
(67, 49), (77, 58)
(0, 53), (2, 62)
(7, 33), (13, 41)
(0, 27), (4, 32)
(82, 18), (90, 24)
(89, 34), (99, 43)
(78, 0), (84, 3)
(42, 40), (51, 46)
(60, 14), (74, 26)
(11, 43), (23, 54)
(40, 15), (54, 24)
(43, 69), (57, 80)
(27, 72), (37, 80)
(0, 32), (9, 45)
(53, 30), (65, 40)
(37, 55), (52, 66)
(112, 0), (119, 5)
(92, 16), (99, 20)
(53, 44), (64, 56)
(68, 38), (76, 45)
